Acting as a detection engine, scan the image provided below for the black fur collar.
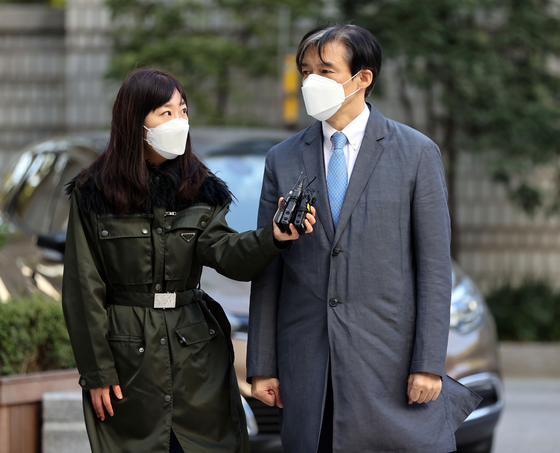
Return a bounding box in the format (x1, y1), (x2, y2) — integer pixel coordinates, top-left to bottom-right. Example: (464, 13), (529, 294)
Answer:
(66, 158), (232, 215)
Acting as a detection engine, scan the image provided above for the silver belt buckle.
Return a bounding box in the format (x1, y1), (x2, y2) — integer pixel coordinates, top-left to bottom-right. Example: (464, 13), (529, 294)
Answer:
(154, 293), (176, 309)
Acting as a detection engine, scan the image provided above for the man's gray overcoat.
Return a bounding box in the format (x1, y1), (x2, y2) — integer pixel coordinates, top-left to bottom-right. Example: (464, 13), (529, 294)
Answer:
(247, 105), (481, 453)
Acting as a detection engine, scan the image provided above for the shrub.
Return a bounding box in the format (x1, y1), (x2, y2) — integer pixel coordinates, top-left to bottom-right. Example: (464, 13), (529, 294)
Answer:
(485, 281), (560, 342)
(0, 294), (75, 376)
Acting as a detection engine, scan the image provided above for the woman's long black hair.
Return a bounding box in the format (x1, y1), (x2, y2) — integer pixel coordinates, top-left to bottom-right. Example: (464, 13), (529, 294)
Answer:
(78, 68), (208, 215)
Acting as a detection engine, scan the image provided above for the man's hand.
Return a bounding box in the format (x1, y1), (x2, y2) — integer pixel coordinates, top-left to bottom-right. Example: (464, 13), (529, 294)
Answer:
(251, 376), (283, 408)
(272, 198), (316, 241)
(407, 372), (442, 405)
(90, 384), (123, 421)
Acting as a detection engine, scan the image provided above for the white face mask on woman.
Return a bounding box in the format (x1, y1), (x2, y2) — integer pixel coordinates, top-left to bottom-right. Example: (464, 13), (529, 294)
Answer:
(144, 118), (190, 160)
(301, 71), (362, 121)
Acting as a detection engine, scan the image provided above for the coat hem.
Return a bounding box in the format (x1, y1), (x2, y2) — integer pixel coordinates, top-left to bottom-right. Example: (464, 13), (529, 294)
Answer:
(340, 441), (456, 453)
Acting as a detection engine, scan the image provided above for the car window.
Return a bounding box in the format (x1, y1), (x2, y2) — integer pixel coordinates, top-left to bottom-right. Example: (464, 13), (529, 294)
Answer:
(1, 143), (98, 235)
(204, 155), (266, 232)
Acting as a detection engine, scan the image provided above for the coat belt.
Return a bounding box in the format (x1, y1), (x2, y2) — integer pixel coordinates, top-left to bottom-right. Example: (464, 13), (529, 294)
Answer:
(106, 288), (204, 308)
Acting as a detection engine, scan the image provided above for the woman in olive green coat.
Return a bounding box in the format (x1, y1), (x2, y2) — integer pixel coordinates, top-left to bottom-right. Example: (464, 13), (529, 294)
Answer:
(62, 68), (314, 453)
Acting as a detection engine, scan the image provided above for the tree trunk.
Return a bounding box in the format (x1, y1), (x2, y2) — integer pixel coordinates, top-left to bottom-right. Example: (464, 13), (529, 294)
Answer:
(216, 65), (229, 123)
(398, 62), (415, 129)
(443, 112), (459, 259)
(425, 63), (437, 141)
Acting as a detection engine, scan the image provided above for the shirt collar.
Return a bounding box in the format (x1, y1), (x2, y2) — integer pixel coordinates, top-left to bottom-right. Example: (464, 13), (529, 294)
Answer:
(322, 104), (370, 152)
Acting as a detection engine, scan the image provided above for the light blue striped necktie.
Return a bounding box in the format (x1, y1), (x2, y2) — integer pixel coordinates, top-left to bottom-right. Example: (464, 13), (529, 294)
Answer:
(327, 131), (348, 229)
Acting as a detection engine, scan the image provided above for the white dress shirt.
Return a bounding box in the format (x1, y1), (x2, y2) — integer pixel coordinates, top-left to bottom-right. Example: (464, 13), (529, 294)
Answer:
(322, 104), (370, 183)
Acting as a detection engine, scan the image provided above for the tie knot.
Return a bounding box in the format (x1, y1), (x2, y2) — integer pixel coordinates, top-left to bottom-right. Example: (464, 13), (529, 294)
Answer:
(331, 132), (347, 151)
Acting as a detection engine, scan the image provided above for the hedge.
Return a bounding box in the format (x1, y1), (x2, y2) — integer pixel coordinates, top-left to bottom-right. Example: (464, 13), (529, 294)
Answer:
(0, 294), (75, 376)
(485, 281), (560, 342)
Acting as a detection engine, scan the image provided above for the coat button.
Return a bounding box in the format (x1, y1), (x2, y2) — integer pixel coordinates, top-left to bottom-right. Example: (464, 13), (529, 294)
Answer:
(164, 395), (171, 402)
(160, 338), (167, 345)
(209, 329), (216, 336)
(329, 298), (338, 307)
(80, 379), (86, 386)
(332, 248), (341, 256)
(155, 176), (160, 183)
(142, 228), (148, 235)
(139, 347), (144, 353)
(155, 284), (162, 291)
(165, 224), (171, 230)
(101, 230), (108, 237)
(156, 227), (163, 235)
(201, 221), (207, 228)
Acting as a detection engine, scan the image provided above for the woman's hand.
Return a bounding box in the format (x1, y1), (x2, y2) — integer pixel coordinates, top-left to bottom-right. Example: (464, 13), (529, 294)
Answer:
(90, 384), (123, 421)
(272, 197), (316, 242)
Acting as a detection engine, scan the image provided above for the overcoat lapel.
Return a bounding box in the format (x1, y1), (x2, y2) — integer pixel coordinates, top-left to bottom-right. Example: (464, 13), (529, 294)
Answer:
(301, 122), (335, 242)
(333, 106), (387, 245)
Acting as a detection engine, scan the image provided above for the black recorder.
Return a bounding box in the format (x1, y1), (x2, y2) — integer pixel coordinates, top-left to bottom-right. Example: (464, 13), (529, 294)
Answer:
(274, 172), (317, 236)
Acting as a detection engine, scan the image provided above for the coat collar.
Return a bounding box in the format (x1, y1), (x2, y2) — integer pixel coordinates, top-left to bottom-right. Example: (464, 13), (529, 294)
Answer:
(69, 159), (232, 215)
(301, 103), (387, 244)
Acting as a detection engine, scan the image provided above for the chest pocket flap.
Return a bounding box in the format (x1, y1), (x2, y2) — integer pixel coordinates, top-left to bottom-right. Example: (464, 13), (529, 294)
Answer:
(98, 218), (152, 239)
(97, 216), (153, 285)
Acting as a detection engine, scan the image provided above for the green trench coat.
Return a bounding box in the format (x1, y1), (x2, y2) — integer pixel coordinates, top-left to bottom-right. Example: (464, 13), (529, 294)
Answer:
(62, 174), (283, 453)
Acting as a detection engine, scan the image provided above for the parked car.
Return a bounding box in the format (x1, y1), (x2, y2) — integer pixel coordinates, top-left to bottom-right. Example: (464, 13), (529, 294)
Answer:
(0, 130), (502, 453)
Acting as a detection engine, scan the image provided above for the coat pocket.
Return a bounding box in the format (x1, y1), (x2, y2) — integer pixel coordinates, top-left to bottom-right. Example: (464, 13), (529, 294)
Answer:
(175, 321), (218, 346)
(174, 320), (230, 373)
(107, 334), (146, 386)
(164, 206), (211, 280)
(98, 216), (153, 285)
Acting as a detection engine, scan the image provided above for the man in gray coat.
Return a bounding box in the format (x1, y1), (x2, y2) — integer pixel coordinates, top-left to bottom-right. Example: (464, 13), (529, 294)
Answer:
(247, 23), (481, 453)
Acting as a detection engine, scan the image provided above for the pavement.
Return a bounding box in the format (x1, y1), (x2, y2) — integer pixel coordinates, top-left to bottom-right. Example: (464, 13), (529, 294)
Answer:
(493, 378), (560, 453)
(41, 377), (560, 453)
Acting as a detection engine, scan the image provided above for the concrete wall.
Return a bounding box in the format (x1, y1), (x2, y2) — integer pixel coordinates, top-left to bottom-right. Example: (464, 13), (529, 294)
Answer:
(42, 391), (90, 453)
(455, 153), (560, 293)
(0, 1), (115, 165)
(65, 0), (116, 135)
(0, 5), (66, 164)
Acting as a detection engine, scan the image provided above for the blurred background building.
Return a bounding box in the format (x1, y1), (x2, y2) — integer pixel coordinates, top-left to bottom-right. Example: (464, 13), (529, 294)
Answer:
(1, 0), (560, 292)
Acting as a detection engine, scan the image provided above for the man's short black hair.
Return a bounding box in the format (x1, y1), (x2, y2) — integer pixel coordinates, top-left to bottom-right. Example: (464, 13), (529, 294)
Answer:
(296, 23), (383, 97)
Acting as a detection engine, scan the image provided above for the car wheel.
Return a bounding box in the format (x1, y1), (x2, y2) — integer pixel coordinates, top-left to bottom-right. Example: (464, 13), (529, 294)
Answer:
(456, 435), (493, 453)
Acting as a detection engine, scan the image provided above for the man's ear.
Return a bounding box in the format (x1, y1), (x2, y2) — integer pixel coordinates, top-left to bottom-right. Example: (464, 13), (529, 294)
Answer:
(358, 69), (373, 90)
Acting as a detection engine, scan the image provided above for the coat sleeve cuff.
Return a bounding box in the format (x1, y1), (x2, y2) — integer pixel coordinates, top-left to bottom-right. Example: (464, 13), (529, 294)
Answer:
(246, 365), (279, 385)
(78, 368), (119, 391)
(261, 221), (291, 257)
(409, 361), (446, 379)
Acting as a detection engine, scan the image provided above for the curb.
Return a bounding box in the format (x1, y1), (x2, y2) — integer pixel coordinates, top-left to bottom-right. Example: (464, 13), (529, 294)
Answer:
(499, 342), (560, 378)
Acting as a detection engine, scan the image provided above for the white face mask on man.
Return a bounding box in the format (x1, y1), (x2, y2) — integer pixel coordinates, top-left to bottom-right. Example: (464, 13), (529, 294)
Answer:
(144, 117), (190, 160)
(301, 71), (362, 122)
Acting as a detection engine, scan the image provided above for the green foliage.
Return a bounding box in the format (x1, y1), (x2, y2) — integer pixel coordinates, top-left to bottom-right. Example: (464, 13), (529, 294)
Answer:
(0, 223), (7, 250)
(486, 280), (560, 341)
(341, 0), (560, 215)
(0, 294), (75, 376)
(106, 0), (323, 124)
